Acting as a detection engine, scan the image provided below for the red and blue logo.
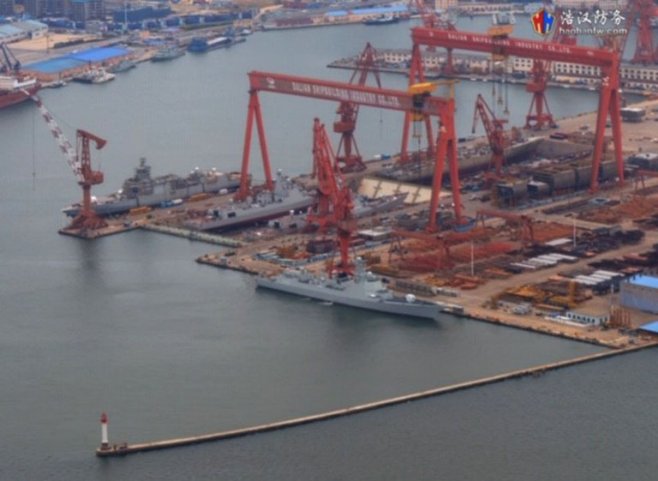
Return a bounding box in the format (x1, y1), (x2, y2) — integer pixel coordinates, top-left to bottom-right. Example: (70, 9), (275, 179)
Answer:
(531, 8), (555, 35)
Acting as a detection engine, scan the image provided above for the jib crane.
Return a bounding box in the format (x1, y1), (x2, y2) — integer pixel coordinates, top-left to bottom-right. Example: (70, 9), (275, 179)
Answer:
(308, 118), (344, 231)
(476, 208), (534, 245)
(628, 0), (658, 64)
(472, 93), (507, 176)
(29, 94), (107, 230)
(0, 42), (21, 73)
(633, 169), (658, 191)
(333, 42), (382, 173)
(237, 70), (460, 232)
(525, 8), (576, 129)
(408, 26), (624, 193)
(307, 118), (356, 275)
(410, 0), (457, 73)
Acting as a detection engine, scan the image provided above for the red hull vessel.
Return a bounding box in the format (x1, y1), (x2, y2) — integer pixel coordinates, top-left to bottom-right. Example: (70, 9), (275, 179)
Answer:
(0, 77), (41, 110)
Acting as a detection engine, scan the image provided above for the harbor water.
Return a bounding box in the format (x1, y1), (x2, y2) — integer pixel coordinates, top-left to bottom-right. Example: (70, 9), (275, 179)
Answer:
(1, 17), (656, 480)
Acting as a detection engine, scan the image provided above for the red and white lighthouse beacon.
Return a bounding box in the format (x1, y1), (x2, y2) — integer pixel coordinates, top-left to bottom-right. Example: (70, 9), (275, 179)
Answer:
(100, 412), (109, 451)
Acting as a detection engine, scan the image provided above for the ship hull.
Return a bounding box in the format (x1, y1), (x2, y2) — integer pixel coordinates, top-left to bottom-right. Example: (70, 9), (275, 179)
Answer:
(186, 195), (315, 231)
(256, 276), (440, 320)
(63, 177), (240, 217)
(0, 84), (40, 109)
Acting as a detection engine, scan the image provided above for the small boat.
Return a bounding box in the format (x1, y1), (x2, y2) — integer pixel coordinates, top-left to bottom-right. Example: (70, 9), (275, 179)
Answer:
(362, 14), (399, 25)
(43, 79), (67, 89)
(151, 45), (185, 62)
(73, 68), (116, 84)
(187, 35), (246, 53)
(108, 59), (137, 73)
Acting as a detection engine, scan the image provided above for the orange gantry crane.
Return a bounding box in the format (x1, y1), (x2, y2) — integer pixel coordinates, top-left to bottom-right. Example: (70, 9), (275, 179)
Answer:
(333, 42), (382, 173)
(237, 70), (460, 232)
(407, 26), (624, 193)
(472, 93), (507, 176)
(30, 94), (107, 230)
(307, 118), (356, 275)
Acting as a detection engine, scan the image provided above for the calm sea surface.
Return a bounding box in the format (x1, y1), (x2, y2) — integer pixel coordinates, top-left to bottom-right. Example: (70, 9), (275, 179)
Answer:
(0, 17), (655, 480)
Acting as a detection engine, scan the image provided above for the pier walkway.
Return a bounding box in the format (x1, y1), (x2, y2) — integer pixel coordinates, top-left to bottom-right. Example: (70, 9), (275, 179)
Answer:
(96, 342), (656, 457)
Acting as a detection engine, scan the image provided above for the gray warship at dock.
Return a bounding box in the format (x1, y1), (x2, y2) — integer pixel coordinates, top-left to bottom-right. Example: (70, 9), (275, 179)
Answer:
(184, 170), (315, 231)
(63, 158), (240, 217)
(256, 259), (460, 321)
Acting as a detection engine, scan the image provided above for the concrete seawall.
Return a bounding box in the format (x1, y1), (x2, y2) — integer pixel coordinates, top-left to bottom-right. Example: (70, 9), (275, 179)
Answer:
(96, 342), (656, 457)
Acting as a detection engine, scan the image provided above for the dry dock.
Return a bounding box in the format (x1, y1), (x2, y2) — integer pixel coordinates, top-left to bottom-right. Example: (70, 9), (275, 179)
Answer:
(96, 342), (656, 458)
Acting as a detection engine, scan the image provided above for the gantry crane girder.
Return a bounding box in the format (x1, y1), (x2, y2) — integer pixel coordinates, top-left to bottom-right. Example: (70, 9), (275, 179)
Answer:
(409, 26), (624, 193)
(472, 93), (507, 176)
(239, 70), (460, 232)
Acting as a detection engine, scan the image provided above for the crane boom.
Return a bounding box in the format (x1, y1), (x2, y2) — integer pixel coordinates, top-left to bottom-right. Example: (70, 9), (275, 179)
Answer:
(0, 42), (20, 73)
(307, 118), (355, 276)
(27, 92), (82, 182)
(28, 93), (108, 231)
(472, 94), (507, 175)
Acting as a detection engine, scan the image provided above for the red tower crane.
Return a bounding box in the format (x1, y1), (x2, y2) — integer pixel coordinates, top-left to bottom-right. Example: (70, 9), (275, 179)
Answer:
(525, 8), (576, 129)
(472, 93), (507, 176)
(307, 118), (343, 231)
(629, 0), (658, 64)
(411, 0), (457, 73)
(306, 118), (356, 276)
(333, 42), (382, 173)
(30, 94), (107, 230)
(237, 70), (460, 232)
(408, 26), (624, 193)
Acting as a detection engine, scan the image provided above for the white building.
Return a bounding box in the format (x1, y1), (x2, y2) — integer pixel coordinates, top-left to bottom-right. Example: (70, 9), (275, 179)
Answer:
(13, 20), (48, 39)
(434, 0), (457, 11)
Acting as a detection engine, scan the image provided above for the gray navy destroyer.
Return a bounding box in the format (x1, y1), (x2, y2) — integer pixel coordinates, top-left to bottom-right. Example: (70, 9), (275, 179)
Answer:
(63, 157), (240, 217)
(256, 258), (448, 321)
(184, 170), (316, 231)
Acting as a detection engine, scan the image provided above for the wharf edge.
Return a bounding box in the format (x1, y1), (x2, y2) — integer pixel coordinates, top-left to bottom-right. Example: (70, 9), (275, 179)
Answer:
(96, 342), (657, 458)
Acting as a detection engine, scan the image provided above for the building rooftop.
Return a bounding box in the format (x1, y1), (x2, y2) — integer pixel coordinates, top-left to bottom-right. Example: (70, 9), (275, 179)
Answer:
(13, 20), (47, 31)
(0, 24), (23, 37)
(639, 320), (658, 335)
(627, 275), (658, 290)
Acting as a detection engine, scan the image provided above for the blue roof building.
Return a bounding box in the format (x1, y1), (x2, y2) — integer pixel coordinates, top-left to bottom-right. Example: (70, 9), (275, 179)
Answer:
(620, 275), (658, 314)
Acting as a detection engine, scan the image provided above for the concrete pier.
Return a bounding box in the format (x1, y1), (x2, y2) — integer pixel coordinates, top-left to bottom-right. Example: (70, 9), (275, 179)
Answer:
(140, 224), (242, 247)
(96, 342), (656, 457)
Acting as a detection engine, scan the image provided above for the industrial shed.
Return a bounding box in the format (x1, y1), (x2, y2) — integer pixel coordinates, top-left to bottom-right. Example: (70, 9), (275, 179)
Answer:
(620, 275), (658, 314)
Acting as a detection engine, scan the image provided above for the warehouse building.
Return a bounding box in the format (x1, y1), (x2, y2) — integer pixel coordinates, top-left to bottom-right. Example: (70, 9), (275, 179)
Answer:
(620, 275), (658, 314)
